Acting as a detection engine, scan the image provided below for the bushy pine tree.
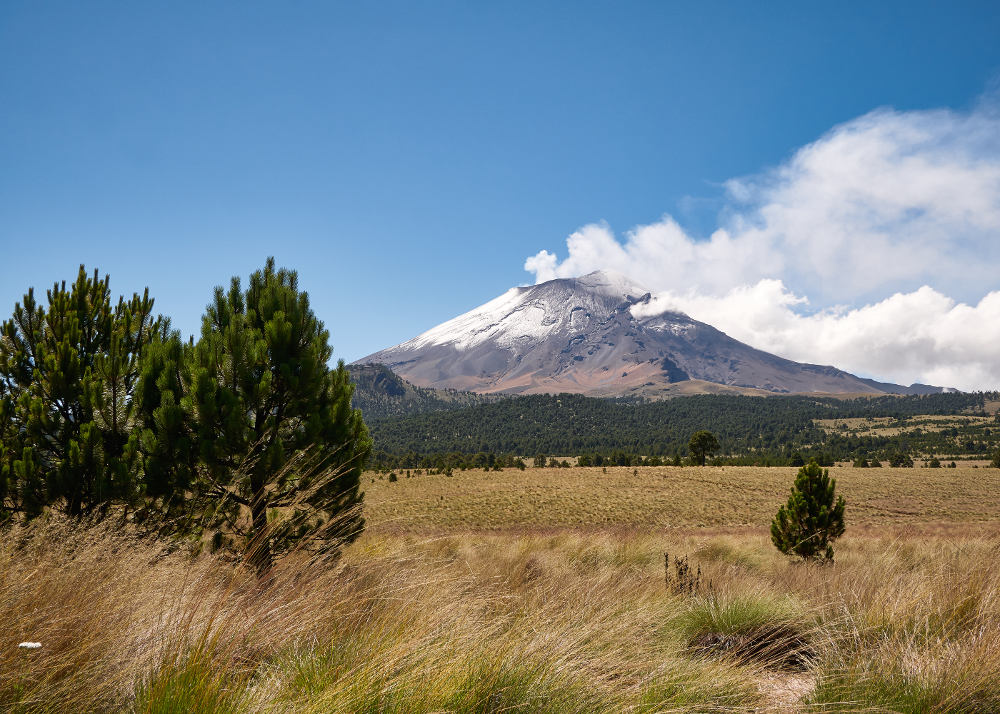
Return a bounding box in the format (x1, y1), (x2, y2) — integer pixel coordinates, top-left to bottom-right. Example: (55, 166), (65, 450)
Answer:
(770, 459), (846, 562)
(189, 258), (371, 573)
(688, 430), (719, 466)
(133, 329), (202, 533)
(0, 267), (161, 519)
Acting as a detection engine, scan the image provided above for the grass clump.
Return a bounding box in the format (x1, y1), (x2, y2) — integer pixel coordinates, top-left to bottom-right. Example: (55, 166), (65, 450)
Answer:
(275, 649), (609, 713)
(809, 643), (1000, 713)
(135, 650), (248, 714)
(636, 659), (765, 710)
(442, 655), (603, 714)
(675, 592), (814, 671)
(264, 633), (373, 702)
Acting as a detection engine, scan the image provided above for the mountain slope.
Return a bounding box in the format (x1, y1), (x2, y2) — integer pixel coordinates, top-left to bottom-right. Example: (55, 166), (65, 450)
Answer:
(347, 363), (504, 419)
(356, 271), (944, 397)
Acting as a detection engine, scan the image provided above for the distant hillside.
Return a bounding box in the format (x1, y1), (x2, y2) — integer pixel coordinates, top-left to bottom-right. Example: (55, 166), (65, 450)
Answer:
(364, 390), (990, 460)
(348, 363), (505, 420)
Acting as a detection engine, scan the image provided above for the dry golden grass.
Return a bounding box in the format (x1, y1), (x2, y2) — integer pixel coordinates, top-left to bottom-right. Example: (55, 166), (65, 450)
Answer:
(815, 414), (994, 437)
(365, 465), (1000, 531)
(4, 465), (1000, 712)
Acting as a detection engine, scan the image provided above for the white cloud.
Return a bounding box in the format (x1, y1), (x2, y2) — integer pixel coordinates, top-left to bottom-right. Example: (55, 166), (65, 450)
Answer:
(631, 282), (1000, 392)
(524, 99), (1000, 390)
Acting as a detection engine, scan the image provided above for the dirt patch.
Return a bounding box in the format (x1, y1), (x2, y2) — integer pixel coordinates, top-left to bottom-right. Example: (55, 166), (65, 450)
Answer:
(757, 672), (815, 712)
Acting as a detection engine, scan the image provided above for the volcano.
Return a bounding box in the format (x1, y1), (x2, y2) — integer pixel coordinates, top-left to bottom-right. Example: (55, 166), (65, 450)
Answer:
(355, 271), (943, 397)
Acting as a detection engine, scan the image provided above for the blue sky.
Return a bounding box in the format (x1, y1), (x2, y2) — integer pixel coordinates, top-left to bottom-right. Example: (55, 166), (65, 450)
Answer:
(2, 2), (1000, 386)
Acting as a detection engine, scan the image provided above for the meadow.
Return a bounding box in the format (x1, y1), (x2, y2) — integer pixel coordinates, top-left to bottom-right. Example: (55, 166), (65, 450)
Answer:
(366, 464), (1000, 531)
(4, 465), (1000, 712)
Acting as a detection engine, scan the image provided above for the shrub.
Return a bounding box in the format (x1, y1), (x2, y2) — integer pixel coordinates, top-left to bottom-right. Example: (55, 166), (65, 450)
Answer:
(663, 552), (709, 595)
(888, 452), (914, 468)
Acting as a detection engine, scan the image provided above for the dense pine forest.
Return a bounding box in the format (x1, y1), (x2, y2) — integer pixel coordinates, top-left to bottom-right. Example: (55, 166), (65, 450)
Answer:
(362, 390), (999, 469)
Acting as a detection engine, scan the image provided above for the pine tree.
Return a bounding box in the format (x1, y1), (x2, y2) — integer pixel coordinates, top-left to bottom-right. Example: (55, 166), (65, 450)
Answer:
(0, 267), (161, 519)
(0, 374), (18, 523)
(133, 328), (202, 533)
(688, 430), (719, 466)
(770, 459), (846, 562)
(190, 258), (371, 573)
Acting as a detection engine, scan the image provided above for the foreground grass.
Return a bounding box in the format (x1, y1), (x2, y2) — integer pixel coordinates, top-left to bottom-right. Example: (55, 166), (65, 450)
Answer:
(3, 465), (1000, 712)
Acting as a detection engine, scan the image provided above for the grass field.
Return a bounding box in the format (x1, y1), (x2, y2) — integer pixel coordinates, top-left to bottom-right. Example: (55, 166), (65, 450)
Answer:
(814, 414), (995, 437)
(4, 465), (1000, 712)
(365, 464), (1000, 531)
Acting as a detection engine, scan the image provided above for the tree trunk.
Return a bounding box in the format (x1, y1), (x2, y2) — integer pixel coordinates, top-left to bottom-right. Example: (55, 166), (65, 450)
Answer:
(248, 473), (272, 576)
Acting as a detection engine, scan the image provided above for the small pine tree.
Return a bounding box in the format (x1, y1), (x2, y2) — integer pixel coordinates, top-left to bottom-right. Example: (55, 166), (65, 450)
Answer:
(688, 430), (719, 466)
(888, 452), (914, 468)
(770, 459), (846, 562)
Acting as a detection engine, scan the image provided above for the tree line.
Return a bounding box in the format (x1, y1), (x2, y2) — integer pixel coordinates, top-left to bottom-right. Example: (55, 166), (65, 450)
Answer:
(362, 390), (995, 466)
(0, 260), (370, 573)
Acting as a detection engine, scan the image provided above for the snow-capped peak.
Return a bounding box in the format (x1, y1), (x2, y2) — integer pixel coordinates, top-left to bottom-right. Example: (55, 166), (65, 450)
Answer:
(356, 272), (945, 398)
(395, 270), (662, 352)
(573, 270), (650, 299)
